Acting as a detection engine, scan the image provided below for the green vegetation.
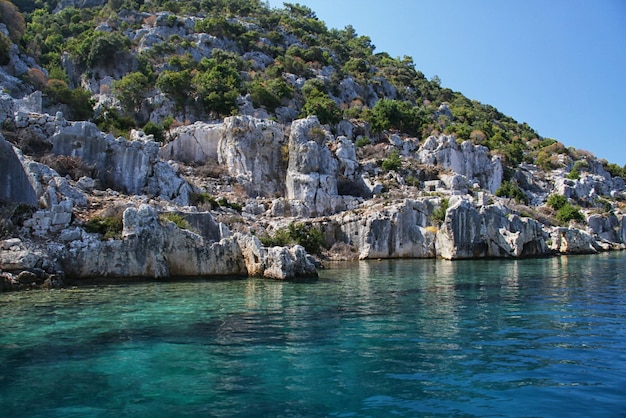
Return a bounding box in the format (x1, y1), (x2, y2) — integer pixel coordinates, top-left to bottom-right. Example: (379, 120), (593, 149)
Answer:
(300, 87), (341, 125)
(546, 194), (568, 211)
(566, 168), (580, 180)
(189, 192), (242, 212)
(113, 72), (149, 117)
(8, 0), (621, 186)
(546, 194), (585, 224)
(84, 215), (123, 240)
(142, 121), (165, 143)
(355, 137), (371, 147)
(381, 149), (402, 171)
(495, 180), (527, 203)
(159, 212), (191, 230)
(259, 222), (324, 254)
(431, 198), (449, 224)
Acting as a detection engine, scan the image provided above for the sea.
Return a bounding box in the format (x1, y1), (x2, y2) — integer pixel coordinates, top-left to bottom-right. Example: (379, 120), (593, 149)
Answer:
(1, 252), (625, 417)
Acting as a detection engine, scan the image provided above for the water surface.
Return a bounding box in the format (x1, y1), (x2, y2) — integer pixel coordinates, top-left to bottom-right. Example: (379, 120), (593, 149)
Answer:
(1, 253), (625, 417)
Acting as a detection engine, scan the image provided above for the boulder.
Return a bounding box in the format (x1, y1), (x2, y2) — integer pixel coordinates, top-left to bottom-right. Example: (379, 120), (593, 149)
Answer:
(263, 245), (318, 280)
(0, 239), (42, 270)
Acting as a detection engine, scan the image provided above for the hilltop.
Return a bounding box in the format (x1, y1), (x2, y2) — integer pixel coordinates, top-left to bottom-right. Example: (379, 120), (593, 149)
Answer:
(0, 0), (625, 290)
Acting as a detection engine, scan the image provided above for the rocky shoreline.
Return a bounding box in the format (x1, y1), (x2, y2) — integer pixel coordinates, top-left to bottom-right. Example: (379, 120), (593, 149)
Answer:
(1, 94), (624, 292)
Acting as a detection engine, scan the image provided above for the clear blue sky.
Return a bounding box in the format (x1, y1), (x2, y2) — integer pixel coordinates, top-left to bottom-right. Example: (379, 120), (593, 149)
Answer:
(267, 0), (626, 166)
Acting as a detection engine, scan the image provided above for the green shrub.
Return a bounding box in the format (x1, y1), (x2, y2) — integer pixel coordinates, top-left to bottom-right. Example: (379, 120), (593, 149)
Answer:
(288, 222), (324, 254)
(259, 222), (325, 254)
(495, 180), (527, 203)
(556, 204), (585, 224)
(546, 194), (584, 224)
(142, 121), (165, 143)
(217, 197), (242, 212)
(159, 212), (190, 230)
(84, 216), (123, 240)
(431, 198), (449, 224)
(250, 80), (281, 111)
(300, 88), (341, 125)
(355, 136), (371, 147)
(367, 98), (425, 136)
(45, 80), (94, 121)
(604, 162), (626, 179)
(113, 71), (149, 115)
(193, 56), (242, 116)
(0, 33), (11, 66)
(566, 168), (580, 180)
(71, 30), (130, 68)
(572, 160), (589, 173)
(381, 149), (401, 171)
(190, 192), (219, 209)
(259, 227), (292, 248)
(546, 194), (568, 210)
(94, 106), (135, 137)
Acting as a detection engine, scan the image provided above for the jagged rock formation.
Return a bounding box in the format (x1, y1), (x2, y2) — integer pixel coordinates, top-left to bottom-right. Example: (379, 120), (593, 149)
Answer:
(2, 107), (625, 288)
(49, 121), (192, 203)
(160, 121), (223, 164)
(284, 116), (364, 217)
(217, 116), (285, 197)
(417, 135), (503, 193)
(435, 197), (550, 259)
(328, 199), (438, 259)
(62, 204), (317, 280)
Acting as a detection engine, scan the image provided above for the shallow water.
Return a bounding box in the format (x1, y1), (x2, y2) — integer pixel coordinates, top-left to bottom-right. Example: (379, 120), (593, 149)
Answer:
(1, 253), (626, 417)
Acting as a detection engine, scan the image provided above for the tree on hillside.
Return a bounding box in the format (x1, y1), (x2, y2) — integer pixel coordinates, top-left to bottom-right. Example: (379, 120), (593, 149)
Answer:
(113, 72), (150, 117)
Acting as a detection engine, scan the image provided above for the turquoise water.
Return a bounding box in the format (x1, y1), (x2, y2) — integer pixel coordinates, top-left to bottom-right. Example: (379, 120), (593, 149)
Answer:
(1, 254), (626, 417)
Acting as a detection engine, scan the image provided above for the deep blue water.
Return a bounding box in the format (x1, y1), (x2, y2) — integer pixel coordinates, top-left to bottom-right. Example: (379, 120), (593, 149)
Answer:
(1, 253), (626, 417)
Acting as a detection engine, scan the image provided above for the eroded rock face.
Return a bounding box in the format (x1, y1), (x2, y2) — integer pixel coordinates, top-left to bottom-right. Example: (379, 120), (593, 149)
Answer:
(0, 135), (37, 205)
(160, 121), (224, 164)
(435, 197), (550, 259)
(549, 227), (599, 254)
(417, 135), (503, 193)
(331, 199), (437, 259)
(218, 116), (286, 197)
(49, 121), (191, 203)
(285, 116), (362, 217)
(587, 213), (625, 244)
(62, 204), (317, 280)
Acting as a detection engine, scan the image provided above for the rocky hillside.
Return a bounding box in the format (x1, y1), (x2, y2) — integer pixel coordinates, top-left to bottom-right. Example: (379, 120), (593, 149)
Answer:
(0, 0), (625, 290)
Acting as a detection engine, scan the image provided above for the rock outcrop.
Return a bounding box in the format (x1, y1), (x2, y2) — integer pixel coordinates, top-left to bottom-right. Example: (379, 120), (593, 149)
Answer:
(436, 197), (550, 259)
(330, 199), (438, 259)
(417, 135), (503, 193)
(49, 121), (192, 204)
(218, 116), (286, 197)
(0, 135), (37, 205)
(160, 121), (223, 164)
(285, 116), (363, 217)
(62, 204), (317, 280)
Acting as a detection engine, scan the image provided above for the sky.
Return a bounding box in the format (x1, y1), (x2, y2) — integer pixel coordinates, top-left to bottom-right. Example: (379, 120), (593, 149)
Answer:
(266, 0), (626, 166)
